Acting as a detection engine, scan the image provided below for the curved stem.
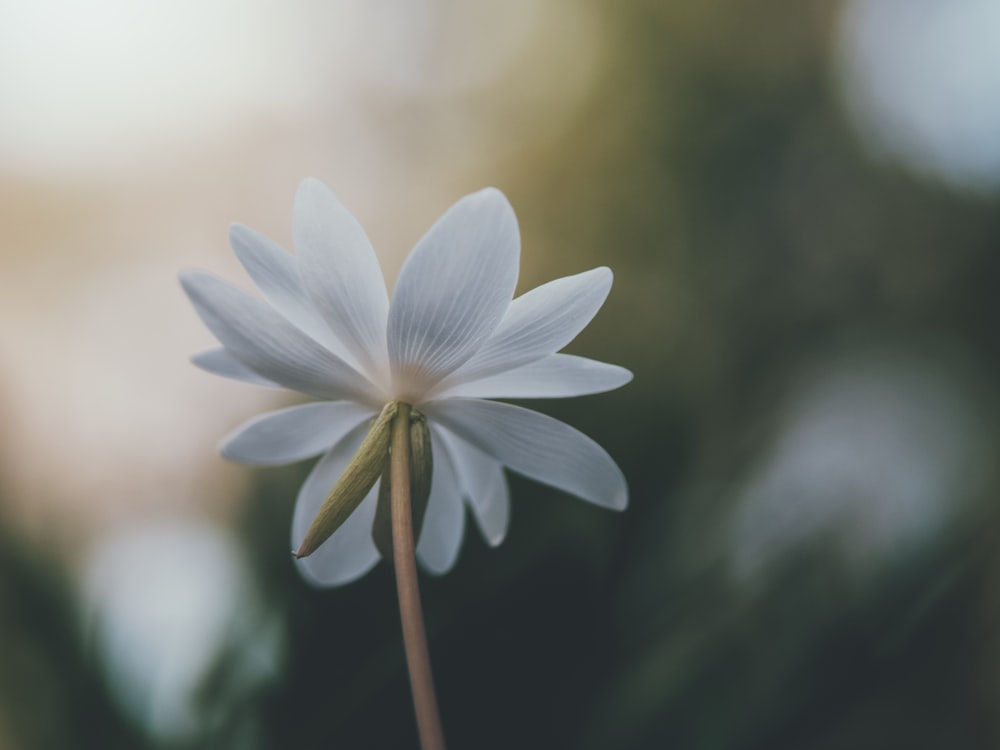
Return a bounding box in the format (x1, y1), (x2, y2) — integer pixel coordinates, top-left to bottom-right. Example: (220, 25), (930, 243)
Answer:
(390, 402), (446, 750)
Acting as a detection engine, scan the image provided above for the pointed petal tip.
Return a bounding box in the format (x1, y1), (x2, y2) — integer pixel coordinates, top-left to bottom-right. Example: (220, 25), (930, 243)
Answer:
(299, 175), (325, 190)
(228, 222), (253, 246)
(294, 178), (331, 218)
(586, 265), (614, 296)
(460, 186), (515, 217)
(612, 491), (629, 511)
(217, 439), (240, 463)
(178, 269), (215, 298)
(477, 185), (509, 201)
(178, 271), (206, 303)
(296, 176), (336, 205)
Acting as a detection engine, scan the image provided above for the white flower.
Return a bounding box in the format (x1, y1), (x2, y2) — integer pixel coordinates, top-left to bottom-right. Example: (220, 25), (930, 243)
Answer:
(181, 179), (630, 586)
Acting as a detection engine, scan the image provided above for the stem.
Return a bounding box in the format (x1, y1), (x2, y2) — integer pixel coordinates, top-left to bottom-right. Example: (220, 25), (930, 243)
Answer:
(390, 402), (446, 750)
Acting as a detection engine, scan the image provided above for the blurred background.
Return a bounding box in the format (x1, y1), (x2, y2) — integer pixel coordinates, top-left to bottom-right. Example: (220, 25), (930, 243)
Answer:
(2, 0), (1000, 747)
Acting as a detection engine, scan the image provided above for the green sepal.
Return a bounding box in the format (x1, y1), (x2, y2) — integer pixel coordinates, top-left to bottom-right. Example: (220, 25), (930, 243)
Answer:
(408, 411), (433, 540)
(370, 409), (434, 562)
(294, 401), (396, 559)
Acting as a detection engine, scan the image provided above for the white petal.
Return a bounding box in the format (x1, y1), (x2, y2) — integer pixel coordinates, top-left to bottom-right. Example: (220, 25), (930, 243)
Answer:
(415, 429), (466, 574)
(191, 348), (280, 387)
(229, 223), (353, 361)
(292, 425), (382, 587)
(293, 179), (390, 380)
(436, 427), (509, 547)
(436, 354), (633, 400)
(180, 271), (380, 404)
(444, 267), (612, 385)
(221, 401), (374, 466)
(426, 399), (627, 510)
(388, 188), (520, 394)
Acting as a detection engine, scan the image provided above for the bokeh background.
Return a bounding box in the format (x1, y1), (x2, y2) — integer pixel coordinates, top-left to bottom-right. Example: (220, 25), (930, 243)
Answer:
(2, 0), (1000, 747)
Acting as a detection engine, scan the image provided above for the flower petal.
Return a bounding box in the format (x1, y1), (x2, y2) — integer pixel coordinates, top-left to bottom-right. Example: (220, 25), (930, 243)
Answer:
(180, 271), (379, 403)
(443, 267), (612, 385)
(415, 429), (466, 574)
(292, 425), (382, 586)
(221, 401), (374, 466)
(293, 179), (390, 381)
(435, 354), (633, 400)
(426, 399), (627, 510)
(191, 348), (280, 387)
(388, 188), (520, 394)
(436, 427), (510, 547)
(229, 223), (353, 361)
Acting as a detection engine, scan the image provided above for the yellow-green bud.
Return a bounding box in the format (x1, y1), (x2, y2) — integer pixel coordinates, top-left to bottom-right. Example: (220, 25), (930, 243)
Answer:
(294, 401), (396, 559)
(371, 408), (434, 561)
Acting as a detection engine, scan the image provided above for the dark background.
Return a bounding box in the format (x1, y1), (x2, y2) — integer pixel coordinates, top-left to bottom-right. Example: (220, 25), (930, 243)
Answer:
(3, 1), (1000, 747)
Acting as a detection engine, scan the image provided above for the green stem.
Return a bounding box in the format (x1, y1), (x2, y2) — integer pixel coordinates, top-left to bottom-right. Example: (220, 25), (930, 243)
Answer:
(390, 402), (446, 750)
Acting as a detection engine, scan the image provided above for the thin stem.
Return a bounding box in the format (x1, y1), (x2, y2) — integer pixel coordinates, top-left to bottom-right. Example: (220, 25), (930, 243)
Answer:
(390, 402), (446, 750)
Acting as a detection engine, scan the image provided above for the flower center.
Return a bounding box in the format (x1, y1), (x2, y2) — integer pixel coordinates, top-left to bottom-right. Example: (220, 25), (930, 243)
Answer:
(390, 364), (440, 405)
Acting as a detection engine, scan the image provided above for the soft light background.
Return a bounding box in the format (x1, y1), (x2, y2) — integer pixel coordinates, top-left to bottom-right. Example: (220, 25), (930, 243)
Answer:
(2, 0), (1000, 748)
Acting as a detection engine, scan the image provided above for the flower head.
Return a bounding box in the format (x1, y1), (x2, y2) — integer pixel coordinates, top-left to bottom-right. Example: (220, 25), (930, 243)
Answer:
(181, 179), (630, 586)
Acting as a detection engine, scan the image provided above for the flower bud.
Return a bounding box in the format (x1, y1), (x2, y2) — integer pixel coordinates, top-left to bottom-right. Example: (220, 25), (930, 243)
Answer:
(294, 402), (396, 558)
(371, 409), (434, 561)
